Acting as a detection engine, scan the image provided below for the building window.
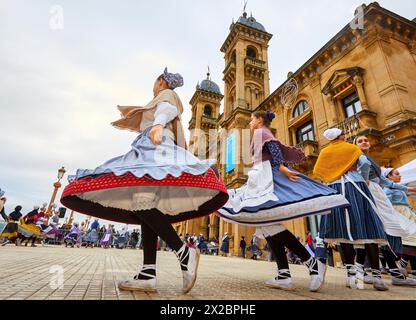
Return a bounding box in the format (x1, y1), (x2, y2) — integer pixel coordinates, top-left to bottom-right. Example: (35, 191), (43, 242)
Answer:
(246, 46), (257, 59)
(293, 100), (309, 118)
(204, 105), (212, 117)
(342, 92), (362, 118)
(296, 121), (315, 144)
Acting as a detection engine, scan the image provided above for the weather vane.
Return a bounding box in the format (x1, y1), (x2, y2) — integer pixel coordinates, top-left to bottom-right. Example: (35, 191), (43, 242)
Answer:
(243, 0), (248, 13)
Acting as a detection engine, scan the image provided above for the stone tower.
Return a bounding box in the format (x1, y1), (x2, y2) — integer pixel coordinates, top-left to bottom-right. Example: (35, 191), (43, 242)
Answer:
(189, 70), (224, 159)
(217, 11), (273, 256)
(219, 11), (273, 187)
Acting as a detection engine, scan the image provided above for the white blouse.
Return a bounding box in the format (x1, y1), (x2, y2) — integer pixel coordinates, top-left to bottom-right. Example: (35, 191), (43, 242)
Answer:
(140, 101), (179, 132)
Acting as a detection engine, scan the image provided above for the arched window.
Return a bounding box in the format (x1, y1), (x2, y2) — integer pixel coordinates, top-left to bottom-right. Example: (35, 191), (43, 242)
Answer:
(293, 100), (309, 118)
(246, 46), (257, 59)
(204, 105), (213, 117)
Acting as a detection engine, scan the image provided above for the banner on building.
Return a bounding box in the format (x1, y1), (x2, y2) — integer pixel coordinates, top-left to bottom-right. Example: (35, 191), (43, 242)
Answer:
(226, 132), (236, 173)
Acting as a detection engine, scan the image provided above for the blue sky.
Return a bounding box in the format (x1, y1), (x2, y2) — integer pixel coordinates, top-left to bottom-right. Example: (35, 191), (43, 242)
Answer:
(0, 0), (414, 229)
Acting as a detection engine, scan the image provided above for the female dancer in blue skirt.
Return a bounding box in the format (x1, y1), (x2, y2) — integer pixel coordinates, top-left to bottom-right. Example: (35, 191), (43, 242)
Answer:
(314, 129), (389, 291)
(218, 111), (349, 292)
(354, 135), (416, 287)
(384, 167), (416, 278)
(61, 68), (228, 294)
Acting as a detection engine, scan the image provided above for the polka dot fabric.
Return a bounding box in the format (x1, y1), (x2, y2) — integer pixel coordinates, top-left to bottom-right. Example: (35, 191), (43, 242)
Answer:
(62, 169), (226, 198)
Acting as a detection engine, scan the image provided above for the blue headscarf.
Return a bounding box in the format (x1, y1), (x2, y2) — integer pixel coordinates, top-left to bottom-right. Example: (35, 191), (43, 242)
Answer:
(162, 67), (184, 89)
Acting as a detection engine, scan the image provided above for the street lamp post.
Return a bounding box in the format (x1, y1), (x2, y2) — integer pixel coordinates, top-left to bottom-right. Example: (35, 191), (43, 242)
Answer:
(67, 210), (75, 227)
(45, 166), (66, 225)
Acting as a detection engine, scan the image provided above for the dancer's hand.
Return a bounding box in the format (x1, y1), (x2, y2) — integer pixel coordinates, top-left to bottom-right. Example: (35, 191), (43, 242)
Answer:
(150, 124), (164, 145)
(408, 187), (416, 193)
(279, 165), (300, 182)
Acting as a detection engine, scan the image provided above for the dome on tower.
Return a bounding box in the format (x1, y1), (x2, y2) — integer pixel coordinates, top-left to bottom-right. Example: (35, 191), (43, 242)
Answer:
(237, 12), (266, 32)
(197, 71), (222, 95)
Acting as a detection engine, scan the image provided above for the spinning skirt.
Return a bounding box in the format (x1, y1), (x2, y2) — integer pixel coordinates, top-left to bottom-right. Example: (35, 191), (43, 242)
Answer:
(61, 128), (228, 225)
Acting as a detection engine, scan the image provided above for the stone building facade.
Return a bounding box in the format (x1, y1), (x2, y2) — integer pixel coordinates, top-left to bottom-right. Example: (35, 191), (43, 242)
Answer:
(174, 3), (416, 257)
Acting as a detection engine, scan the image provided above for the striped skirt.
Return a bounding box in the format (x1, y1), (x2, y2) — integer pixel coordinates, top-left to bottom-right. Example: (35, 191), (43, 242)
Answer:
(319, 177), (387, 245)
(383, 235), (403, 255)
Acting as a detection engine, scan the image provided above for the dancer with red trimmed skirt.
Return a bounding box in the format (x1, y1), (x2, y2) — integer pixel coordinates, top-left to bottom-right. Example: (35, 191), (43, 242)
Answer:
(61, 68), (228, 294)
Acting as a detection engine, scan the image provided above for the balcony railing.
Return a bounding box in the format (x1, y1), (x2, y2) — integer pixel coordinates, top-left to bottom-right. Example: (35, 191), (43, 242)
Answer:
(335, 115), (361, 140)
(245, 57), (266, 70)
(202, 115), (217, 126)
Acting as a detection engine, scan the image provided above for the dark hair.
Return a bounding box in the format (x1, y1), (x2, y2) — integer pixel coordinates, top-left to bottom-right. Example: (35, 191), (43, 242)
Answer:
(353, 135), (367, 145)
(253, 110), (276, 127)
(156, 74), (169, 86)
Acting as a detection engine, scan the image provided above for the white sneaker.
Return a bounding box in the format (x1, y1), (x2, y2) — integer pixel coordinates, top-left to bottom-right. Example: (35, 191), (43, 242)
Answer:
(346, 275), (365, 289)
(364, 275), (374, 284)
(265, 277), (294, 290)
(368, 268), (389, 291)
(265, 269), (294, 290)
(266, 277), (294, 291)
(373, 277), (389, 291)
(118, 264), (157, 292)
(176, 244), (200, 294)
(392, 277), (416, 287)
(309, 259), (327, 292)
(346, 276), (354, 288)
(304, 257), (326, 292)
(118, 278), (157, 292)
(354, 264), (366, 289)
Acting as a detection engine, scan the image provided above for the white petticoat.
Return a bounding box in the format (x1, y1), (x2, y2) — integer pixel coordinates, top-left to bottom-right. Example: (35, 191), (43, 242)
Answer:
(79, 186), (218, 216)
(393, 204), (416, 247)
(369, 182), (416, 238)
(225, 161), (279, 212)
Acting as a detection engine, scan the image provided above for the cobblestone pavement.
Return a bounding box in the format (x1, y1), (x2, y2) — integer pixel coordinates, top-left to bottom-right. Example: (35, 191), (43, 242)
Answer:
(0, 246), (415, 300)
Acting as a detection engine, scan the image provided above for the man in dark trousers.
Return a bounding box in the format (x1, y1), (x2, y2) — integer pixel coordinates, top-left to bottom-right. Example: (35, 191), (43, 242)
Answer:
(240, 236), (247, 259)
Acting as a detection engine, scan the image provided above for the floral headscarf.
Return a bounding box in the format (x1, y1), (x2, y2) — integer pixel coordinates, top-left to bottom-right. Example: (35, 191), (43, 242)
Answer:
(162, 67), (184, 89)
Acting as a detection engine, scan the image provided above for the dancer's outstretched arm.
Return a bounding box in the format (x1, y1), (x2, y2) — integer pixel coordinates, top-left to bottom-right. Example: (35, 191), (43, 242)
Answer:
(150, 102), (178, 145)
